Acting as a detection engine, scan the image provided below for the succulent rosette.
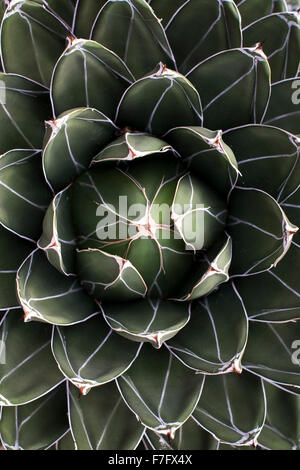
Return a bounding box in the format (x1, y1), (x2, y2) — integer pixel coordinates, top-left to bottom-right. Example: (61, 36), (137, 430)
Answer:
(0, 0), (299, 451)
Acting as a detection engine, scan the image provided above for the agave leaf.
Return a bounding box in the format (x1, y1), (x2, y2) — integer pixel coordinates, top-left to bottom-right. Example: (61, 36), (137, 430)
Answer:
(187, 47), (271, 130)
(164, 126), (239, 198)
(52, 430), (76, 450)
(0, 0), (70, 87)
(116, 63), (203, 136)
(91, 0), (176, 79)
(173, 234), (232, 301)
(68, 381), (144, 450)
(193, 371), (266, 446)
(0, 309), (64, 406)
(38, 187), (76, 276)
(51, 39), (134, 119)
(101, 298), (191, 348)
(77, 248), (147, 301)
(91, 132), (172, 165)
(244, 321), (300, 387)
(52, 316), (142, 395)
(131, 234), (194, 300)
(171, 173), (227, 252)
(234, 0), (288, 27)
(71, 164), (148, 249)
(116, 344), (205, 436)
(43, 108), (117, 192)
(0, 73), (51, 154)
(73, 0), (108, 38)
(233, 243), (300, 323)
(167, 282), (248, 374)
(0, 150), (52, 241)
(263, 78), (300, 136)
(163, 0), (242, 74)
(144, 419), (218, 450)
(224, 124), (299, 199)
(258, 382), (300, 450)
(0, 225), (34, 310)
(217, 442), (257, 450)
(0, 383), (68, 450)
(271, 383), (300, 397)
(17, 250), (99, 325)
(228, 187), (298, 275)
(278, 142), (300, 222)
(146, 0), (187, 26)
(41, 0), (76, 26)
(243, 12), (300, 82)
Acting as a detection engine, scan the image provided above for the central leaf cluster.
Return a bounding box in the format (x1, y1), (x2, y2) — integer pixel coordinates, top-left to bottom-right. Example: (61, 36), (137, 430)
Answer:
(41, 134), (228, 302)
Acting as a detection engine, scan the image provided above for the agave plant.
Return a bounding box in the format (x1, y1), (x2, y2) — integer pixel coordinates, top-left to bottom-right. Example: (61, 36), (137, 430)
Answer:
(0, 0), (299, 451)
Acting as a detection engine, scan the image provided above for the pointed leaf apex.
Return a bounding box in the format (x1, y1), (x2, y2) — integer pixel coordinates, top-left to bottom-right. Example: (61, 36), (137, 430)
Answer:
(67, 35), (78, 47)
(250, 42), (268, 60)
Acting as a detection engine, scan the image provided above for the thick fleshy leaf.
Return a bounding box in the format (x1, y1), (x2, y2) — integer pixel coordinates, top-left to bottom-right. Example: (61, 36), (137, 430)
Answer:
(244, 321), (300, 387)
(187, 47), (271, 130)
(263, 78), (300, 135)
(52, 315), (142, 395)
(171, 173), (227, 253)
(167, 282), (248, 374)
(234, 0), (288, 27)
(74, 0), (107, 38)
(0, 383), (68, 450)
(0, 0), (70, 87)
(0, 0), (6, 21)
(0, 309), (64, 406)
(173, 234), (232, 301)
(77, 248), (147, 302)
(224, 125), (299, 199)
(163, 0), (242, 74)
(0, 225), (33, 310)
(258, 382), (300, 450)
(278, 139), (300, 225)
(42, 0), (76, 26)
(0, 150), (52, 241)
(43, 108), (117, 192)
(91, 0), (176, 79)
(228, 187), (298, 275)
(243, 12), (300, 82)
(116, 63), (203, 136)
(71, 156), (149, 249)
(117, 344), (205, 436)
(233, 243), (300, 322)
(144, 419), (218, 450)
(146, 0), (189, 26)
(51, 39), (134, 119)
(165, 126), (239, 198)
(52, 430), (76, 450)
(102, 298), (191, 348)
(17, 250), (99, 325)
(193, 372), (266, 446)
(68, 382), (144, 450)
(71, 159), (201, 301)
(91, 132), (171, 165)
(0, 73), (51, 154)
(38, 187), (76, 276)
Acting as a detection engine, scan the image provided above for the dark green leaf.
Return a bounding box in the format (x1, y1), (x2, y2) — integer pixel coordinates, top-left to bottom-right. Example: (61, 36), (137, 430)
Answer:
(117, 344), (205, 436)
(0, 309), (64, 406)
(52, 315), (142, 394)
(68, 381), (144, 450)
(0, 383), (68, 450)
